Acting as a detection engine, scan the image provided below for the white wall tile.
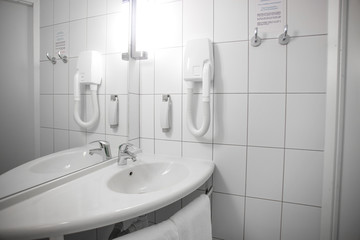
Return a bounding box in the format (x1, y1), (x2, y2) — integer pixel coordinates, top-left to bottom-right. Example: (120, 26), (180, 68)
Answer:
(154, 47), (182, 94)
(53, 23), (69, 58)
(213, 144), (246, 195)
(107, 0), (122, 14)
(214, 0), (248, 42)
(69, 19), (87, 58)
(284, 149), (324, 206)
(154, 140), (181, 157)
(136, 1), (156, 51)
(40, 61), (53, 94)
(54, 0), (69, 24)
(182, 142), (212, 160)
(70, 0), (87, 21)
(285, 94), (326, 150)
(214, 42), (248, 93)
(106, 94), (128, 136)
(40, 95), (53, 128)
(182, 93), (213, 143)
(140, 95), (154, 138)
(212, 193), (245, 240)
(287, 36), (327, 93)
(288, 0), (327, 36)
(140, 138), (155, 155)
(54, 129), (69, 152)
(40, 128), (53, 156)
(155, 95), (181, 141)
(247, 147), (284, 200)
(54, 61), (69, 94)
(105, 134), (128, 156)
(40, 0), (53, 27)
(128, 138), (139, 148)
(40, 26), (53, 61)
(69, 131), (87, 148)
(183, 0), (213, 42)
(244, 198), (281, 240)
(68, 57), (80, 94)
(106, 13), (128, 54)
(249, 39), (286, 93)
(154, 1), (182, 48)
(248, 94), (285, 148)
(140, 56), (155, 94)
(54, 95), (69, 129)
(128, 94), (139, 140)
(86, 132), (106, 143)
(88, 0), (107, 17)
(128, 60), (140, 95)
(86, 94), (106, 134)
(69, 20), (86, 58)
(106, 53), (128, 94)
(281, 203), (321, 240)
(87, 16), (107, 54)
(214, 94), (247, 145)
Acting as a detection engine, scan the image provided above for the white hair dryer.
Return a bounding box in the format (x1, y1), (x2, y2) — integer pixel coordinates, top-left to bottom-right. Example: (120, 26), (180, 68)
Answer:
(184, 39), (214, 137)
(73, 51), (103, 129)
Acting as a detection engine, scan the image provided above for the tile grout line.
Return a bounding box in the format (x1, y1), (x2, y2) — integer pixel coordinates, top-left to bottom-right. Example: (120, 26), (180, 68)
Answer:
(213, 191), (322, 208)
(243, 1), (250, 239)
(180, 0), (184, 209)
(51, 6), (55, 154)
(280, 2), (289, 239)
(67, 0), (71, 150)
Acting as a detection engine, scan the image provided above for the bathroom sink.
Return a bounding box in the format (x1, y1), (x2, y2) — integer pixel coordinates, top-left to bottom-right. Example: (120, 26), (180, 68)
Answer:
(107, 162), (189, 194)
(0, 154), (214, 240)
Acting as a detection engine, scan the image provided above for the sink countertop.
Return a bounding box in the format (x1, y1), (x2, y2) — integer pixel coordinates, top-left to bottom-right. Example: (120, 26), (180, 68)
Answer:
(0, 154), (214, 240)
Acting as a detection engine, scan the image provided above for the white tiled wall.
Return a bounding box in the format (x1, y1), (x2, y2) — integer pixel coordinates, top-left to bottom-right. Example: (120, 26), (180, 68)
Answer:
(137, 0), (327, 239)
(39, 0), (130, 177)
(39, 0), (327, 239)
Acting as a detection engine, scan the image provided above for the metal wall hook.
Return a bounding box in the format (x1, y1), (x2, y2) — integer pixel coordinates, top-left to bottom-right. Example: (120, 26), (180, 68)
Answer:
(57, 51), (68, 63)
(279, 25), (290, 45)
(46, 52), (56, 64)
(251, 27), (262, 47)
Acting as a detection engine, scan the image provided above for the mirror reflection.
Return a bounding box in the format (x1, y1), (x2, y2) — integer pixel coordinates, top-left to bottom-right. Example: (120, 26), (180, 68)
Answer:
(0, 0), (131, 199)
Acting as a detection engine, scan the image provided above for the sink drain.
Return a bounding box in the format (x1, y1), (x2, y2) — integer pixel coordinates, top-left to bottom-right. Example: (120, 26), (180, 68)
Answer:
(129, 171), (133, 176)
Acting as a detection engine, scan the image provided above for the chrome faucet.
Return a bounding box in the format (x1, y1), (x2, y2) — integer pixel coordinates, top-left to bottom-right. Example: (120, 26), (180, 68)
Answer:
(89, 140), (112, 161)
(118, 143), (142, 166)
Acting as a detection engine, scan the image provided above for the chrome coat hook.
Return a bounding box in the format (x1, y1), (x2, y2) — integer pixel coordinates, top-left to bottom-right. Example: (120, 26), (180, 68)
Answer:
(46, 52), (56, 64)
(279, 25), (290, 45)
(251, 27), (262, 47)
(58, 51), (68, 63)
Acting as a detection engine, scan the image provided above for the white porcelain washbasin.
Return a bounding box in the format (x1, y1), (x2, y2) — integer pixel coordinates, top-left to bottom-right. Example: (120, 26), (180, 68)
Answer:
(107, 162), (189, 194)
(0, 154), (214, 240)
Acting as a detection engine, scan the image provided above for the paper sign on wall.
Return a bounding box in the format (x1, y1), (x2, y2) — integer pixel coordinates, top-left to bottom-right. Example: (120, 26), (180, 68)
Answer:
(255, 0), (285, 33)
(55, 30), (66, 55)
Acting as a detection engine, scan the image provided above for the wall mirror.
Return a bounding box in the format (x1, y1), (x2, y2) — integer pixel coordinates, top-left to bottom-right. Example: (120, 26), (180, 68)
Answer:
(0, 0), (134, 200)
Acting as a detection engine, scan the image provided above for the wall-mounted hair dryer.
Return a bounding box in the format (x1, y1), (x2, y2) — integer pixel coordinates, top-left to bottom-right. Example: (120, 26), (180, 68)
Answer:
(73, 51), (103, 129)
(184, 38), (214, 137)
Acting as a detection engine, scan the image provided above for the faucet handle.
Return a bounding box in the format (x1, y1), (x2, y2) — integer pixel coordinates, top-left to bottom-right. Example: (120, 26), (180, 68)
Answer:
(89, 140), (112, 160)
(119, 143), (142, 155)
